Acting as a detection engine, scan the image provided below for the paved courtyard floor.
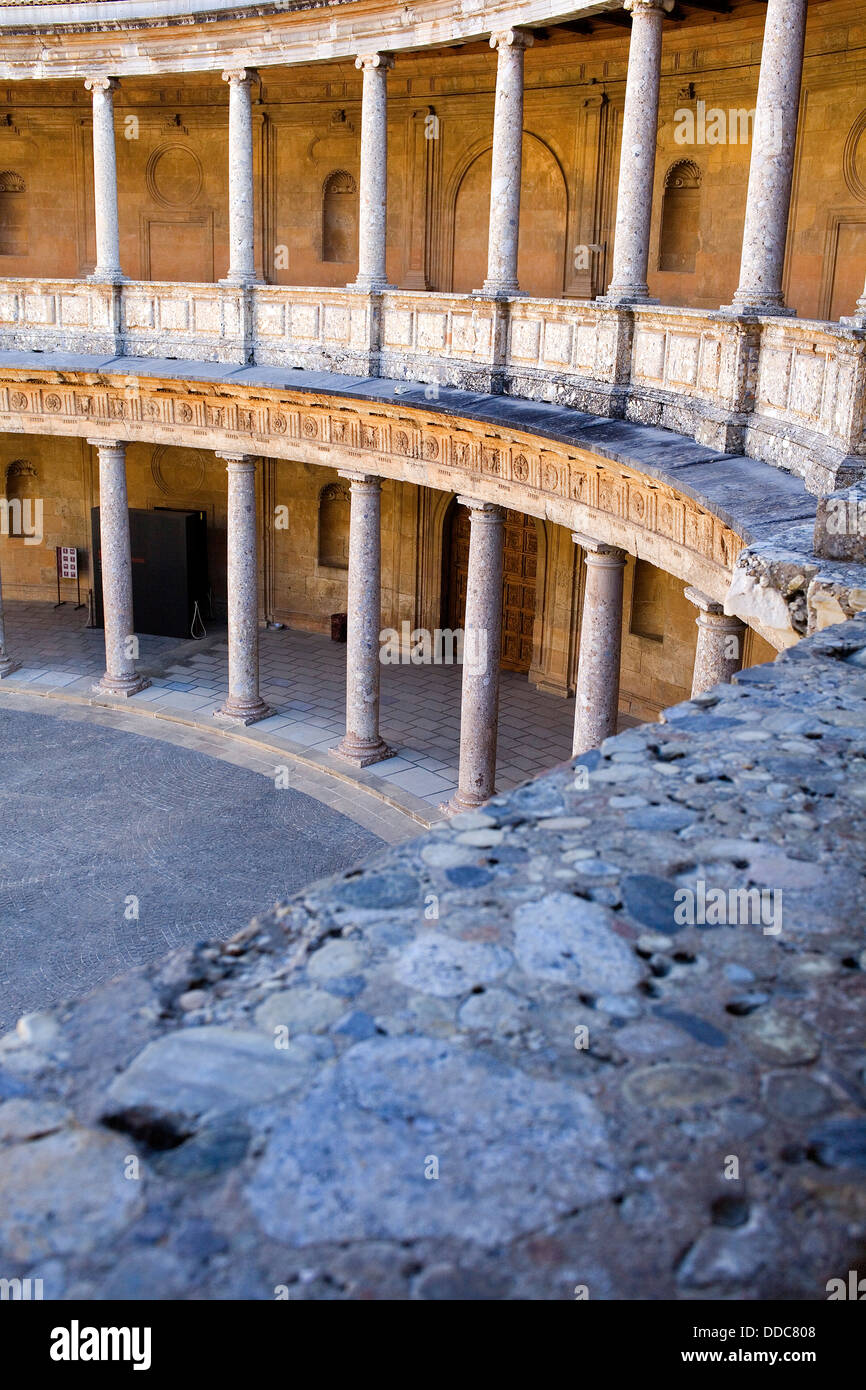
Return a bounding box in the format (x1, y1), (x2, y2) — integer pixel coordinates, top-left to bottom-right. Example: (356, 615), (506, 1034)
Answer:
(0, 601), (615, 817)
(0, 702), (385, 1030)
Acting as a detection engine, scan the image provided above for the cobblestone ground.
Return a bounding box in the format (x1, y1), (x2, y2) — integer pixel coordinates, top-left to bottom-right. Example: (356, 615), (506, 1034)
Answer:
(0, 707), (383, 1029)
(0, 619), (864, 1298)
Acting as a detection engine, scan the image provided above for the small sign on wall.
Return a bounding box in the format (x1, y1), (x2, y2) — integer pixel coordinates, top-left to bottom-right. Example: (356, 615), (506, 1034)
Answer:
(55, 546), (85, 610)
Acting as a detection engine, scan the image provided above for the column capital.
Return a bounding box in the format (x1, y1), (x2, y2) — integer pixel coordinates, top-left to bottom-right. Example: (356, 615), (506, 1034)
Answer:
(685, 586), (746, 628)
(489, 28), (534, 51)
(355, 53), (394, 71)
(84, 75), (119, 94)
(457, 496), (506, 520)
(572, 533), (627, 563)
(222, 67), (258, 85)
(624, 0), (675, 14)
(216, 451), (259, 468)
(338, 470), (381, 487)
(87, 437), (126, 452)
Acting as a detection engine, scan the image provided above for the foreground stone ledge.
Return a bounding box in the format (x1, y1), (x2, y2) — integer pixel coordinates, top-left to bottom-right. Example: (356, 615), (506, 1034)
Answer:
(0, 617), (864, 1299)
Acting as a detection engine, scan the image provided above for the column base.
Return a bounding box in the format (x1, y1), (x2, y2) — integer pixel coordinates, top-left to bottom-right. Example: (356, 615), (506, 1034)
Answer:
(595, 290), (659, 307)
(349, 278), (395, 293)
(214, 695), (274, 726)
(0, 656), (21, 679)
(87, 270), (127, 285)
(442, 787), (495, 816)
(93, 672), (151, 698)
(331, 734), (394, 768)
(719, 297), (796, 318)
(475, 281), (521, 298)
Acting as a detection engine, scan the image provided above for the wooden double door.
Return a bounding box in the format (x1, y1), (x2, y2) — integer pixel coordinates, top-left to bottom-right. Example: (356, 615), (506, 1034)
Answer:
(444, 503), (537, 673)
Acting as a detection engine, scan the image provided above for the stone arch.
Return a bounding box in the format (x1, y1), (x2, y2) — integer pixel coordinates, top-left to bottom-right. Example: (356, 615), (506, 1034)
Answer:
(658, 160), (702, 274)
(322, 170), (358, 264)
(0, 170), (27, 257)
(318, 480), (350, 568)
(446, 134), (568, 297)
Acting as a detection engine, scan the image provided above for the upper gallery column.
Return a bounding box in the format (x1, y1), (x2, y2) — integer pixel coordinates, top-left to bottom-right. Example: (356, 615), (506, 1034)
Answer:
(601, 0), (673, 305)
(216, 453), (271, 724)
(222, 67), (258, 286)
(449, 499), (505, 813)
(353, 53), (394, 291)
(684, 587), (746, 697)
(84, 77), (124, 282)
(0, 556), (20, 679)
(727, 0), (808, 315)
(90, 439), (149, 697)
(333, 472), (392, 767)
(481, 28), (533, 297)
(572, 534), (626, 756)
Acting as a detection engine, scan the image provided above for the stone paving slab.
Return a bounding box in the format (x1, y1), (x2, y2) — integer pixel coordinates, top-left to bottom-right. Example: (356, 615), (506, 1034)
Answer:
(1, 601), (594, 816)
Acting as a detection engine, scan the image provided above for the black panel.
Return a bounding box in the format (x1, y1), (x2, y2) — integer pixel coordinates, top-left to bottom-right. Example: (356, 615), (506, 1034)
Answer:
(91, 508), (210, 640)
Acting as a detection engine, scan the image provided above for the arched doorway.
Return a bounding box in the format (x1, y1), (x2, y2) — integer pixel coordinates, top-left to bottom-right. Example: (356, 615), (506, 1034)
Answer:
(444, 501), (537, 673)
(450, 136), (568, 298)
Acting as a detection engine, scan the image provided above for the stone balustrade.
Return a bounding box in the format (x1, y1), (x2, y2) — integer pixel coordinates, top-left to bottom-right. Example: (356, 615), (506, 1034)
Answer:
(1, 277), (864, 494)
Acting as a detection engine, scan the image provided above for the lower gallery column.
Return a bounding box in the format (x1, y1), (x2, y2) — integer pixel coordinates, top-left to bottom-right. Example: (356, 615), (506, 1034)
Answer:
(448, 499), (505, 813)
(90, 439), (149, 697)
(685, 587), (746, 697)
(572, 535), (626, 756)
(0, 557), (20, 678)
(333, 471), (392, 766)
(216, 452), (272, 725)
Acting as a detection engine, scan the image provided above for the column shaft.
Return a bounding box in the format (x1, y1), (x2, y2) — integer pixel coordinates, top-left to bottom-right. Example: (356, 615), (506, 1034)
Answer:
(603, 0), (672, 304)
(222, 68), (257, 285)
(728, 0), (807, 314)
(482, 29), (532, 297)
(85, 77), (123, 282)
(354, 54), (393, 290)
(685, 587), (746, 696)
(91, 440), (148, 697)
(216, 454), (271, 724)
(0, 557), (20, 678)
(449, 500), (505, 812)
(572, 536), (626, 756)
(333, 473), (392, 766)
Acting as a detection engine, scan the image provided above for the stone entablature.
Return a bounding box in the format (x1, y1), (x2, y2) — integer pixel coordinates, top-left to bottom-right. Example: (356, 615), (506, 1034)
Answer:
(0, 357), (747, 612)
(0, 0), (617, 79)
(1, 278), (864, 493)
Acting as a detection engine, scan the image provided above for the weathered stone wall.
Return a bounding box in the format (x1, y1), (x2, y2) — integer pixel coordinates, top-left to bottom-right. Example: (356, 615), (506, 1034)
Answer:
(0, 612), (864, 1299)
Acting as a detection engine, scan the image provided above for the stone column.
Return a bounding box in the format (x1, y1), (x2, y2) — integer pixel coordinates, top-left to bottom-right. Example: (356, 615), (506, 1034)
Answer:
(727, 0), (807, 315)
(332, 472), (392, 766)
(845, 276), (866, 328)
(0, 558), (20, 679)
(601, 0), (673, 305)
(90, 439), (149, 697)
(221, 68), (258, 286)
(685, 587), (746, 696)
(353, 53), (394, 291)
(481, 28), (533, 297)
(448, 499), (505, 813)
(85, 77), (124, 282)
(216, 453), (272, 724)
(572, 535), (626, 756)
